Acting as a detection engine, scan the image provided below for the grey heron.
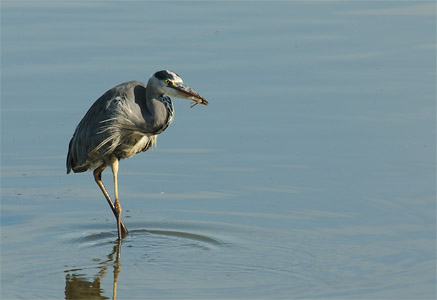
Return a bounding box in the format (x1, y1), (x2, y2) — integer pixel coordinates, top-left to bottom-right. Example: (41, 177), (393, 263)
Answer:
(66, 70), (208, 240)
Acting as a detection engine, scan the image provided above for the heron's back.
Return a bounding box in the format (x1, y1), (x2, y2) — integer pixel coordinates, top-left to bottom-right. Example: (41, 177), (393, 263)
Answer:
(66, 81), (162, 173)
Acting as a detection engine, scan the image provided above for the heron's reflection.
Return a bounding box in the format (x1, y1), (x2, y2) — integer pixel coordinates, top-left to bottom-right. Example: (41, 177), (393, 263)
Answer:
(65, 241), (121, 300)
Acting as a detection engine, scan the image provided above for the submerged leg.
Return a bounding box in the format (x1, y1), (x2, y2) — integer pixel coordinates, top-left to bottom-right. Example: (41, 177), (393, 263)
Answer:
(110, 158), (123, 240)
(93, 163), (128, 237)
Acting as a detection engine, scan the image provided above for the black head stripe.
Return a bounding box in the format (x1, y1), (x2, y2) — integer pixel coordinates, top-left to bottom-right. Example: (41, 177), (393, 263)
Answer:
(154, 70), (178, 81)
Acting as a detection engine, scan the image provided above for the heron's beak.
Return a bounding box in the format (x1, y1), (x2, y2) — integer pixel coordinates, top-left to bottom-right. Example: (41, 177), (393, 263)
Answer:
(173, 83), (208, 106)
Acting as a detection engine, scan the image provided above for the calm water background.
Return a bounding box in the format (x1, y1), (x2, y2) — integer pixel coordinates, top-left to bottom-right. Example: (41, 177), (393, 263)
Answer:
(1, 1), (436, 299)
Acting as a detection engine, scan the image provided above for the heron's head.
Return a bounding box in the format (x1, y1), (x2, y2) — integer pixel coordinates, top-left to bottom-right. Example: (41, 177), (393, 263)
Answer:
(150, 70), (208, 106)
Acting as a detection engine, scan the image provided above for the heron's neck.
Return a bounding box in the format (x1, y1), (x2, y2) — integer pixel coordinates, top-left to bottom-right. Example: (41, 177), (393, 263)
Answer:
(145, 89), (174, 133)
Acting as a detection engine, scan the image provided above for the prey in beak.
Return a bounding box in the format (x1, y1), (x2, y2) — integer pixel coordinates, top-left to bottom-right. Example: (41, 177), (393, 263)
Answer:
(170, 82), (208, 108)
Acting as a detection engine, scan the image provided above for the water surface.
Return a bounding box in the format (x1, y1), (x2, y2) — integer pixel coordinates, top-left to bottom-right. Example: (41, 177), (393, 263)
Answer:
(1, 1), (436, 299)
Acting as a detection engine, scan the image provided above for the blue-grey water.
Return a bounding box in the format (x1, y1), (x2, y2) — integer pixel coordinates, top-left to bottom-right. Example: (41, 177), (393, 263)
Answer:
(1, 1), (436, 299)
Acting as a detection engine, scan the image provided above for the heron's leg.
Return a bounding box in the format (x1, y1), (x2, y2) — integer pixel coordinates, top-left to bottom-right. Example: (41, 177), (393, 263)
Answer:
(110, 158), (123, 240)
(93, 163), (128, 237)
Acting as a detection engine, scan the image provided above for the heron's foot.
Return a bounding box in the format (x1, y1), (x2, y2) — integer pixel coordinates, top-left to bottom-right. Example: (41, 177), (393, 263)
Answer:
(114, 202), (129, 239)
(120, 219), (128, 235)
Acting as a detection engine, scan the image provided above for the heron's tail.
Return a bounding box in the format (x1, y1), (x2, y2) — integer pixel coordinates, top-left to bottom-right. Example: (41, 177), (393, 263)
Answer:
(66, 138), (73, 174)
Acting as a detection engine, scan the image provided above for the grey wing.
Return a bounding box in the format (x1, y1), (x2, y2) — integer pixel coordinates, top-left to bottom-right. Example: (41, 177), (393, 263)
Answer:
(66, 88), (116, 173)
(66, 81), (155, 173)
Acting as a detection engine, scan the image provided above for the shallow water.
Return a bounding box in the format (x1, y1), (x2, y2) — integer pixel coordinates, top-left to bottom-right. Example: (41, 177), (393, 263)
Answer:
(1, 1), (436, 299)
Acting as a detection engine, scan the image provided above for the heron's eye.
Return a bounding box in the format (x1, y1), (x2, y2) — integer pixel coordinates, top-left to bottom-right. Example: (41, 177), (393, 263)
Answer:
(165, 79), (171, 85)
